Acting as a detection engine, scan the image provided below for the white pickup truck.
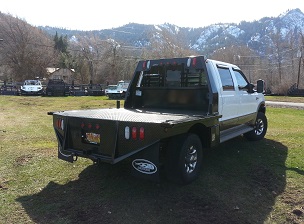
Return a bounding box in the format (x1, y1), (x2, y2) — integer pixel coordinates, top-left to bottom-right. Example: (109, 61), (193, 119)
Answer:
(49, 56), (267, 184)
(105, 80), (130, 99)
(20, 80), (43, 96)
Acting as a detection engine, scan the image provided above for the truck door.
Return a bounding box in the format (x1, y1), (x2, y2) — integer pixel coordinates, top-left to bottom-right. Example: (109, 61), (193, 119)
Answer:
(217, 65), (239, 130)
(232, 69), (259, 122)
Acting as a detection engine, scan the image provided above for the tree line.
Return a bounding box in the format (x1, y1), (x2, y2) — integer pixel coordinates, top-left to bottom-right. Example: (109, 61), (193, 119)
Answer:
(0, 12), (303, 94)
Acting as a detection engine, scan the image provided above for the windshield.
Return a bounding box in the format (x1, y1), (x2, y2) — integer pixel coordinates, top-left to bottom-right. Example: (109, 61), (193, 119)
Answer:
(107, 85), (117, 90)
(24, 80), (41, 85)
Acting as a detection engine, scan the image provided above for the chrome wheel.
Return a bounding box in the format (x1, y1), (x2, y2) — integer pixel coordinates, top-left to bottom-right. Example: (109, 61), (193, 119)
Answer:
(244, 112), (267, 141)
(165, 134), (203, 184)
(184, 145), (198, 174)
(255, 118), (264, 136)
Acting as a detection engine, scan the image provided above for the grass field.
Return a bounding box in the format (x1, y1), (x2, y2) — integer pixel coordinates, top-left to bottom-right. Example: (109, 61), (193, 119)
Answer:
(0, 96), (303, 224)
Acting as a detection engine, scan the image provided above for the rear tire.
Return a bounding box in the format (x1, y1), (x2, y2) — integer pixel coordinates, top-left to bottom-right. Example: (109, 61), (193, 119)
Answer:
(244, 112), (267, 141)
(165, 133), (203, 184)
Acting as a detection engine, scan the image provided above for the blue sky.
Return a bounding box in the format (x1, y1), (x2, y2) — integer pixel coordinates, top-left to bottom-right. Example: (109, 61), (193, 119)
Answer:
(1, 0), (304, 30)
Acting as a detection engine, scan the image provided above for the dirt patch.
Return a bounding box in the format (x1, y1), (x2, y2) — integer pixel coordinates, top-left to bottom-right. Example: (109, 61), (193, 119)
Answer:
(281, 190), (304, 223)
(15, 154), (33, 166)
(249, 164), (282, 192)
(0, 178), (9, 190)
(286, 208), (304, 224)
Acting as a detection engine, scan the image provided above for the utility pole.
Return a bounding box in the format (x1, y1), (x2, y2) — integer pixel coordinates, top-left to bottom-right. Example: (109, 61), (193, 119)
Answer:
(297, 46), (303, 89)
(89, 59), (93, 85)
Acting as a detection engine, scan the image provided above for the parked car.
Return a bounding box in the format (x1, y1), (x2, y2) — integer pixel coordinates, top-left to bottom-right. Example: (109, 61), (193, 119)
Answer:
(20, 80), (43, 96)
(105, 80), (130, 99)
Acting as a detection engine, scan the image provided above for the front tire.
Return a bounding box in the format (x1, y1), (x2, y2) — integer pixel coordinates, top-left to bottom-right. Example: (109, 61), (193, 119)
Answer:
(244, 112), (267, 141)
(165, 133), (203, 184)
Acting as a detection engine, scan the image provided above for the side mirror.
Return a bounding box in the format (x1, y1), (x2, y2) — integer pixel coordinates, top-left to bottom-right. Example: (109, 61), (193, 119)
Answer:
(246, 83), (255, 93)
(256, 79), (264, 93)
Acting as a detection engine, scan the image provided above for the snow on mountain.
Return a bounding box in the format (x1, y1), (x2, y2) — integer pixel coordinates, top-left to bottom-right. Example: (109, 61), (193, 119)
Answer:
(225, 25), (244, 38)
(191, 24), (245, 51)
(192, 24), (222, 48)
(190, 8), (304, 54)
(278, 8), (304, 36)
(40, 8), (304, 56)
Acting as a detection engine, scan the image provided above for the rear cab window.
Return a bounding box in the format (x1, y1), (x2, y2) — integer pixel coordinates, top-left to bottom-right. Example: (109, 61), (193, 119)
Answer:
(217, 65), (235, 91)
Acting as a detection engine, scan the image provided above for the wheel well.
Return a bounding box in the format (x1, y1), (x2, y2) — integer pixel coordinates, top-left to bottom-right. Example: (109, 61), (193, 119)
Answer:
(160, 124), (211, 163)
(188, 124), (209, 148)
(259, 104), (266, 114)
(159, 124), (210, 163)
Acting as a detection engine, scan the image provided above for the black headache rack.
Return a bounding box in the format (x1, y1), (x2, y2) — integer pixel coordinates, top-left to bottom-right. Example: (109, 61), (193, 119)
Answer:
(124, 56), (218, 115)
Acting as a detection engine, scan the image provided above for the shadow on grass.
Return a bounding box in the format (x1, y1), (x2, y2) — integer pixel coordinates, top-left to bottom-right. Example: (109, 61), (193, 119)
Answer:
(17, 138), (287, 224)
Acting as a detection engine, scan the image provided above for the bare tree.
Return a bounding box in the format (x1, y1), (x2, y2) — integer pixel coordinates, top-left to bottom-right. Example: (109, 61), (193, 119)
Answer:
(70, 33), (142, 85)
(147, 26), (196, 59)
(0, 13), (56, 81)
(211, 45), (259, 81)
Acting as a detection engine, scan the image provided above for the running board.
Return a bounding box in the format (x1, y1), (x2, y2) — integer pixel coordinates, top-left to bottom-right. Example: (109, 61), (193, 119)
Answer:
(220, 124), (253, 143)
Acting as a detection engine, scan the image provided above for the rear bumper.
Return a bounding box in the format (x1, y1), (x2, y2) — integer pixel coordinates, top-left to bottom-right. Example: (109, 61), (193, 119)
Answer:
(57, 137), (159, 164)
(20, 89), (43, 95)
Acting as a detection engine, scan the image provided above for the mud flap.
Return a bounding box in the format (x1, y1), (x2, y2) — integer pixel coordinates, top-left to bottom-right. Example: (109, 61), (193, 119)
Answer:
(130, 142), (160, 182)
(55, 122), (74, 163)
(58, 145), (74, 163)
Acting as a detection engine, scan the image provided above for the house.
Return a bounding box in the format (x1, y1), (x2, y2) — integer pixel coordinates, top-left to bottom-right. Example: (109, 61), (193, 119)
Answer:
(47, 68), (75, 84)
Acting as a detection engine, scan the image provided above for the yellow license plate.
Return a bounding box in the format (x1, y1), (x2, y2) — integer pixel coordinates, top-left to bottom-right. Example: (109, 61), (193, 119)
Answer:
(85, 133), (100, 144)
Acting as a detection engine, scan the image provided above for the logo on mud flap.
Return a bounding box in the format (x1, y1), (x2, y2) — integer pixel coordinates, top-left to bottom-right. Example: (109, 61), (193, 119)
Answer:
(132, 159), (157, 174)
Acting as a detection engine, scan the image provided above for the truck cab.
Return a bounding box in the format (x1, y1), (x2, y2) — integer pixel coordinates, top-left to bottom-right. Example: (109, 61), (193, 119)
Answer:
(205, 59), (265, 142)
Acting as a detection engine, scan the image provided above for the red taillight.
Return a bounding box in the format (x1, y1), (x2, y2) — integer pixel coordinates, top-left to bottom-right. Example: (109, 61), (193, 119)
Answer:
(126, 126), (144, 140)
(56, 118), (64, 130)
(57, 119), (61, 128)
(143, 61), (146, 69)
(80, 122), (100, 130)
(192, 57), (197, 66)
(132, 127), (137, 140)
(139, 127), (144, 140)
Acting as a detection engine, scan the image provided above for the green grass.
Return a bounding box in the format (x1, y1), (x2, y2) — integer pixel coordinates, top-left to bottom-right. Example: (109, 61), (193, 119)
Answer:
(0, 96), (303, 223)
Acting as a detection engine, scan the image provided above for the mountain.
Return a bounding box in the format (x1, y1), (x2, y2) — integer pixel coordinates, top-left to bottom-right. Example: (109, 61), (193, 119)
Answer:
(191, 8), (304, 55)
(40, 8), (304, 56)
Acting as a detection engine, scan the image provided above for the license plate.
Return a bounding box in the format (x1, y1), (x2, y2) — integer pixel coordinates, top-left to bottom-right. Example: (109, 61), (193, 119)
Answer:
(85, 132), (100, 144)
